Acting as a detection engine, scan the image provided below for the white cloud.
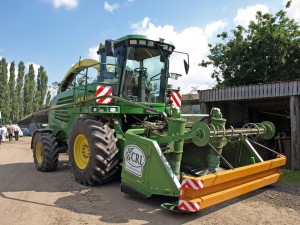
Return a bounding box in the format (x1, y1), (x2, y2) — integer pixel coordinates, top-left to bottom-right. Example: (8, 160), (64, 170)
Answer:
(284, 0), (300, 22)
(104, 1), (120, 13)
(204, 20), (228, 37)
(131, 17), (220, 93)
(233, 4), (270, 27)
(88, 46), (99, 60)
(52, 0), (79, 10)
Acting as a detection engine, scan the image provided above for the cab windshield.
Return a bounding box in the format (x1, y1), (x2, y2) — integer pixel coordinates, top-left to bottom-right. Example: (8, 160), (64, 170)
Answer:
(121, 46), (169, 103)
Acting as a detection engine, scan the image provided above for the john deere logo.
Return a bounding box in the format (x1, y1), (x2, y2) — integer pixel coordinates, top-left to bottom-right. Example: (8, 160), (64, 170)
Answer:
(124, 145), (146, 177)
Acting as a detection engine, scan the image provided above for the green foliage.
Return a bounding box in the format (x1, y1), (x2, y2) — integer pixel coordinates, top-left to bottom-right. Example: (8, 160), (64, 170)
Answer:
(0, 58), (9, 123)
(200, 4), (300, 87)
(16, 61), (25, 121)
(45, 90), (51, 107)
(24, 65), (36, 116)
(39, 66), (48, 108)
(0, 58), (51, 123)
(34, 66), (49, 111)
(279, 169), (300, 185)
(23, 73), (29, 116)
(34, 70), (41, 112)
(9, 62), (16, 122)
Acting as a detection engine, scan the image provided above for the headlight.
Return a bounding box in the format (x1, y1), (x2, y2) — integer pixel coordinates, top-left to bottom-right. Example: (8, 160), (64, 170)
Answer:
(139, 40), (146, 45)
(129, 40), (137, 45)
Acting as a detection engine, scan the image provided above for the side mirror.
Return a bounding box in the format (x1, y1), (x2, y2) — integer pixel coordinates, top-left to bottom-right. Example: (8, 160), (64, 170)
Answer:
(184, 59), (189, 74)
(105, 39), (114, 56)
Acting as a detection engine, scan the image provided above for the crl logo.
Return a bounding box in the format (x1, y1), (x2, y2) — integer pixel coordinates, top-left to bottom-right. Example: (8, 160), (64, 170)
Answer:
(124, 145), (146, 177)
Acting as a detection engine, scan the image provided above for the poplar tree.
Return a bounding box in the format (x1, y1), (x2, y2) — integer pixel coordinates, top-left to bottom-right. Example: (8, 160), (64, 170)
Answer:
(35, 66), (48, 110)
(0, 59), (3, 123)
(45, 90), (51, 107)
(1, 60), (50, 120)
(40, 67), (48, 108)
(24, 64), (36, 116)
(9, 62), (17, 122)
(0, 58), (9, 123)
(23, 73), (29, 116)
(16, 61), (25, 121)
(34, 68), (41, 112)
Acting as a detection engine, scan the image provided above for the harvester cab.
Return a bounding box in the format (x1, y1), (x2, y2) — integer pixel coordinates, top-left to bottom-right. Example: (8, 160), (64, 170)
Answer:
(97, 36), (187, 105)
(31, 34), (286, 213)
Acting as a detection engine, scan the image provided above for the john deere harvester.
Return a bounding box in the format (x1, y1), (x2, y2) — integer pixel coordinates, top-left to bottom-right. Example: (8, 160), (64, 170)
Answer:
(31, 35), (286, 212)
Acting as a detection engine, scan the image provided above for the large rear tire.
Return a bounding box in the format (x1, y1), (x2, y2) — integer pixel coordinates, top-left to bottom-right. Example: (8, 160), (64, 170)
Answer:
(32, 132), (59, 172)
(68, 117), (119, 186)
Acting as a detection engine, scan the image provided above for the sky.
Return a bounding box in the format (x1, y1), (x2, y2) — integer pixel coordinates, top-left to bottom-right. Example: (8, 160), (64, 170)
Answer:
(0, 0), (299, 94)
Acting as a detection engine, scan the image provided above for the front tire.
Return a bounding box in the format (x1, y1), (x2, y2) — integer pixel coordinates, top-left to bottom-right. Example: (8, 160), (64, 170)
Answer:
(68, 117), (119, 186)
(32, 132), (59, 172)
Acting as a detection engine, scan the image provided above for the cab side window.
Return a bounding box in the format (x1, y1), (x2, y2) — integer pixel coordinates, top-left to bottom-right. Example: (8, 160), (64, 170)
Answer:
(99, 53), (117, 82)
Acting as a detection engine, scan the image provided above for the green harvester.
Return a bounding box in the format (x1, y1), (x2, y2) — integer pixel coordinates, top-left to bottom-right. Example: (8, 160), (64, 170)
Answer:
(31, 35), (286, 212)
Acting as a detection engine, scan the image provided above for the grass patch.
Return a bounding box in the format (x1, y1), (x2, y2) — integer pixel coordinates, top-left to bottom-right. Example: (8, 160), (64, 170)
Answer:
(279, 169), (300, 185)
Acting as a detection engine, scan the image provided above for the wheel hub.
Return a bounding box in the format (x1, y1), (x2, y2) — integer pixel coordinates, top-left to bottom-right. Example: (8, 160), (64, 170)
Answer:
(81, 143), (90, 158)
(35, 141), (43, 164)
(74, 134), (90, 169)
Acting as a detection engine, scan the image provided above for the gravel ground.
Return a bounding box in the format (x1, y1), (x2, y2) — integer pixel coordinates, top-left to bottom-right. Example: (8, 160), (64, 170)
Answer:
(245, 184), (300, 211)
(0, 137), (299, 225)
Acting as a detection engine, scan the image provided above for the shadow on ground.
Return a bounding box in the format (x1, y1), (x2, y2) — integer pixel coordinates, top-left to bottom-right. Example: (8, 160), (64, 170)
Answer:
(1, 161), (299, 224)
(0, 161), (243, 224)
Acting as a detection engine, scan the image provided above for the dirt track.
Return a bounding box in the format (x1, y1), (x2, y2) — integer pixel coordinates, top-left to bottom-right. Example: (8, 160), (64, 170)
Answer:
(0, 137), (299, 225)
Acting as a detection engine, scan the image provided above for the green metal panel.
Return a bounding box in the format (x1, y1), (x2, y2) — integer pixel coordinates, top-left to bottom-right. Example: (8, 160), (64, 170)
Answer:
(118, 102), (165, 114)
(221, 138), (264, 168)
(181, 143), (210, 168)
(121, 129), (180, 197)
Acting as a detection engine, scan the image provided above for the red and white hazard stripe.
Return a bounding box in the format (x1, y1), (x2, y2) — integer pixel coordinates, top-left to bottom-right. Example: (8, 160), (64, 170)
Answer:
(178, 178), (204, 212)
(96, 85), (112, 104)
(171, 91), (181, 108)
(181, 177), (204, 190)
(178, 200), (201, 212)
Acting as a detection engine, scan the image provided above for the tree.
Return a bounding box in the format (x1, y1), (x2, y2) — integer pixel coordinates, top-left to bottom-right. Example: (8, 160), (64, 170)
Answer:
(0, 58), (9, 123)
(36, 66), (48, 110)
(45, 90), (51, 107)
(0, 59), (3, 123)
(23, 64), (36, 116)
(200, 3), (300, 87)
(23, 73), (29, 116)
(16, 61), (25, 121)
(34, 68), (41, 112)
(40, 69), (48, 107)
(9, 62), (17, 122)
(0, 60), (50, 121)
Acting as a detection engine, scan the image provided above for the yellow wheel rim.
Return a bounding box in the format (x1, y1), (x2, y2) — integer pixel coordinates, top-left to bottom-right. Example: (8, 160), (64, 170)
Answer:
(74, 134), (90, 169)
(35, 141), (43, 164)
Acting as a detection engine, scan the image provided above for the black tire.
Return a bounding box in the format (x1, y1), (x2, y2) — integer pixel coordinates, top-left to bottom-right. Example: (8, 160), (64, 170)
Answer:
(32, 132), (59, 172)
(68, 117), (119, 186)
